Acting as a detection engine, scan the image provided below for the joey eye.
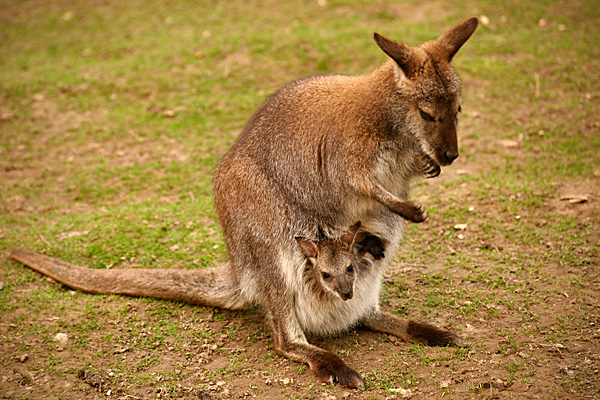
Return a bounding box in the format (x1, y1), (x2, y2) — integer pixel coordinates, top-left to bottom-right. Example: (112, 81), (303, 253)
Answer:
(346, 265), (354, 273)
(419, 109), (435, 123)
(321, 272), (332, 280)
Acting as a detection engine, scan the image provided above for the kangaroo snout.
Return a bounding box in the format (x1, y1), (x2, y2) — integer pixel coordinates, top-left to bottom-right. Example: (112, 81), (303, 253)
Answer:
(337, 280), (354, 300)
(339, 288), (353, 301)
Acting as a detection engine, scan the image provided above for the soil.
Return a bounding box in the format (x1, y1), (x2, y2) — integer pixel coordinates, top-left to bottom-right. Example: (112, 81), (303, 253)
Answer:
(2, 108), (599, 400)
(1, 7), (599, 400)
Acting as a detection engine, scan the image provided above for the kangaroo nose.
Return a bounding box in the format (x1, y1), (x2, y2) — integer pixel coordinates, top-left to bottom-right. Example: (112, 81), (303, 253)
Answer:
(444, 149), (459, 164)
(341, 289), (353, 301)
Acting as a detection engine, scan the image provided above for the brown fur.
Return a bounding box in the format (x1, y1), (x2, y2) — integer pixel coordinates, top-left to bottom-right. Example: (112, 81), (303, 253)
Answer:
(10, 17), (478, 389)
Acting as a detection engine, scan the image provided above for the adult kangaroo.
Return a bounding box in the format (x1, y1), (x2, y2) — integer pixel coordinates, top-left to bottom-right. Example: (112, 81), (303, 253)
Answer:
(212, 16), (477, 388)
(11, 17), (478, 389)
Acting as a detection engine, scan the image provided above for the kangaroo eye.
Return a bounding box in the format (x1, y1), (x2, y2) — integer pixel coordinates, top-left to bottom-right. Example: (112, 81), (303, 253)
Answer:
(321, 272), (331, 280)
(458, 105), (462, 113)
(346, 265), (354, 273)
(419, 109), (435, 122)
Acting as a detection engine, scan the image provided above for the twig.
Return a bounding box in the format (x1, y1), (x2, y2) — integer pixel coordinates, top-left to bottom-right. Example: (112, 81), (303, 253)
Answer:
(38, 234), (52, 248)
(127, 129), (143, 142)
(528, 340), (566, 359)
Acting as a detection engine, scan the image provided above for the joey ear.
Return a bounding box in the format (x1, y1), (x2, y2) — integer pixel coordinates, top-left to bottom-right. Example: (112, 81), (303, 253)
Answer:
(432, 17), (478, 62)
(373, 33), (417, 79)
(295, 237), (319, 259)
(341, 221), (362, 249)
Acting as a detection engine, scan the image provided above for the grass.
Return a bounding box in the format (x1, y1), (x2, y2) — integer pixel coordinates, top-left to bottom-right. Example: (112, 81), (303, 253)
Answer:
(1, 0), (600, 399)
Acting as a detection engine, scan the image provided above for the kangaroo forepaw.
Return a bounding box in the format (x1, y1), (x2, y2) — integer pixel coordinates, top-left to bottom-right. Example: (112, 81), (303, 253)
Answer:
(312, 353), (365, 390)
(404, 202), (428, 223)
(421, 156), (441, 179)
(424, 163), (441, 179)
(407, 320), (464, 347)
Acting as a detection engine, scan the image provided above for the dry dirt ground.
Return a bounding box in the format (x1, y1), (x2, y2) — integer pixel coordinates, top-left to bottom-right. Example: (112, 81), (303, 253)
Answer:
(2, 96), (598, 400)
(1, 2), (599, 400)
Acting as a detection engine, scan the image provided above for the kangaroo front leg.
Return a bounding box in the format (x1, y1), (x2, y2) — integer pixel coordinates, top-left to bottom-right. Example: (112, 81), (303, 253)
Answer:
(361, 310), (464, 346)
(370, 183), (428, 223)
(267, 303), (365, 389)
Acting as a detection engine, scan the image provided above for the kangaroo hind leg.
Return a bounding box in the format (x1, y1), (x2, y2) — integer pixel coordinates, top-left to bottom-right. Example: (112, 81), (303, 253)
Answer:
(265, 295), (364, 389)
(361, 310), (464, 346)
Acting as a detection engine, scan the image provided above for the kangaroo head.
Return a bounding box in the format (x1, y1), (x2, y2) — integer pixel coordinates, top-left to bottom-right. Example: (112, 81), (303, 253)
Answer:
(296, 222), (362, 301)
(374, 17), (478, 167)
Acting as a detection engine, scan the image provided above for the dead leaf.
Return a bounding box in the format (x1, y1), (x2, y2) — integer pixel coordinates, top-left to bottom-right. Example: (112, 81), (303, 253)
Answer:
(500, 139), (521, 148)
(0, 111), (14, 121)
(57, 230), (90, 241)
(115, 347), (130, 354)
(560, 194), (589, 204)
(439, 379), (452, 388)
(390, 387), (413, 398)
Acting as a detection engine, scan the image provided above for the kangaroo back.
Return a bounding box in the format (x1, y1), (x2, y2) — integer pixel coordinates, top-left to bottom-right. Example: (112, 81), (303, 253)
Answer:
(9, 249), (250, 310)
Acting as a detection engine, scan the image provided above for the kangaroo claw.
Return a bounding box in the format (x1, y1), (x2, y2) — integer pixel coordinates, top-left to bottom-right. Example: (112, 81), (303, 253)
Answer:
(421, 156), (441, 178)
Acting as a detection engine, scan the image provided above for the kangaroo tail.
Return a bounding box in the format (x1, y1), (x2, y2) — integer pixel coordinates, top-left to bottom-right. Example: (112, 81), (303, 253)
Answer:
(9, 249), (250, 310)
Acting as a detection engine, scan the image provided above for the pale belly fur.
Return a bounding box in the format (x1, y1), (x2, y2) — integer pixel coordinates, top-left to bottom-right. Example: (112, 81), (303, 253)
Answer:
(293, 264), (385, 336)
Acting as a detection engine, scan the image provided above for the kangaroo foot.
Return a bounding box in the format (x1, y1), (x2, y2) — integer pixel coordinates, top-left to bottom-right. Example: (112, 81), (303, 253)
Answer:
(311, 352), (365, 390)
(362, 311), (464, 347)
(407, 320), (464, 347)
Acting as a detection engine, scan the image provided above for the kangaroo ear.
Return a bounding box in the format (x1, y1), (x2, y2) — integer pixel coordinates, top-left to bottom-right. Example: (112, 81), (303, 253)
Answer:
(374, 33), (420, 79)
(295, 237), (319, 260)
(341, 221), (362, 249)
(432, 17), (478, 62)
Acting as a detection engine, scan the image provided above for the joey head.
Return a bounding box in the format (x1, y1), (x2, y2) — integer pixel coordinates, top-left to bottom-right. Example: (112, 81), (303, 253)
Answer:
(296, 221), (362, 301)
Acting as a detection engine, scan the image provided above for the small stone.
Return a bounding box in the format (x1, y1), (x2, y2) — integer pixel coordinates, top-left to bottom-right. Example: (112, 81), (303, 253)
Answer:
(389, 387), (413, 398)
(54, 333), (68, 349)
(440, 379), (451, 388)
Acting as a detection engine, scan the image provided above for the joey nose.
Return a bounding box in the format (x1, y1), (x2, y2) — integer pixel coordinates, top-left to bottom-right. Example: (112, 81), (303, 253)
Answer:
(444, 149), (459, 164)
(341, 289), (353, 301)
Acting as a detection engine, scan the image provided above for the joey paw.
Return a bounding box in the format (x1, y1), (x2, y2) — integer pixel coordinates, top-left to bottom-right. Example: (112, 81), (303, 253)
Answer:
(312, 353), (365, 390)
